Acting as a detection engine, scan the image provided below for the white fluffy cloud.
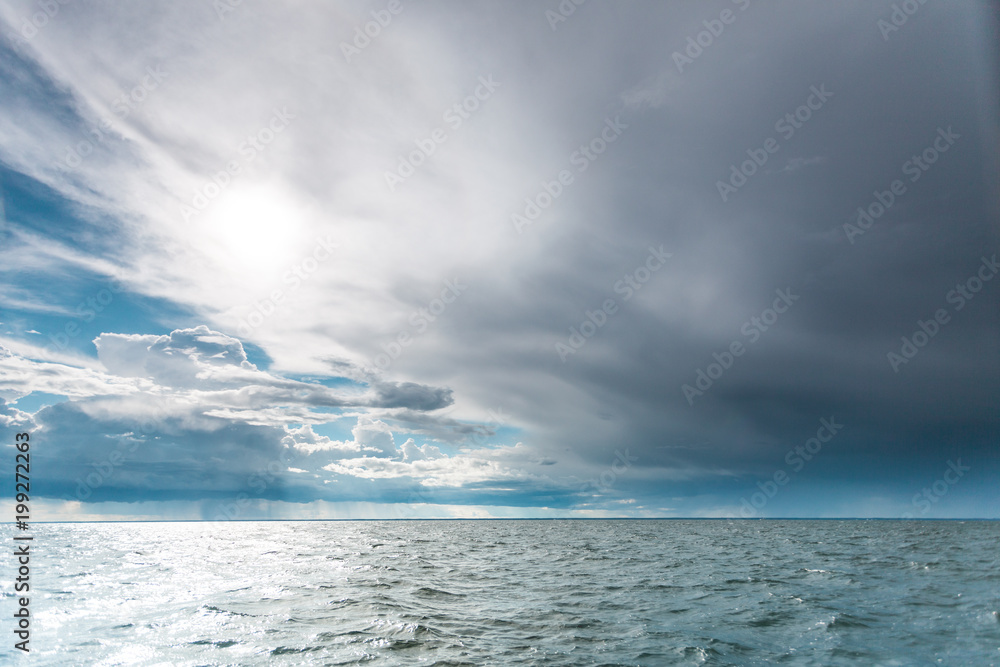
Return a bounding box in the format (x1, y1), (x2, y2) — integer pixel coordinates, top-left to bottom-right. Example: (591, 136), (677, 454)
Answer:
(0, 345), (154, 403)
(281, 423), (360, 455)
(323, 443), (537, 488)
(94, 325), (256, 385)
(0, 325), (551, 504)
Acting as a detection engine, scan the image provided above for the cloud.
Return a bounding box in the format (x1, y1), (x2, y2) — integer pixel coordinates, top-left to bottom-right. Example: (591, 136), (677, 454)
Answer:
(346, 414), (399, 457)
(400, 439), (444, 461)
(0, 1), (997, 517)
(621, 70), (682, 110)
(0, 347), (153, 402)
(0, 401), (32, 429)
(0, 322), (564, 511)
(323, 442), (539, 488)
(281, 423), (360, 455)
(369, 380), (453, 411)
(773, 155), (827, 174)
(94, 325), (256, 384)
(285, 416), (442, 461)
(86, 326), (453, 418)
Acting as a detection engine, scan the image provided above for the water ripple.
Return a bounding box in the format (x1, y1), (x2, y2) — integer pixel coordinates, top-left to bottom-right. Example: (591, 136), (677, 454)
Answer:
(1, 520), (997, 665)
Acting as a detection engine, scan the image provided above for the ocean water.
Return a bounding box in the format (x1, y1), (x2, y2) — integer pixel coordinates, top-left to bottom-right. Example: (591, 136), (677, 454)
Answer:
(2, 520), (998, 666)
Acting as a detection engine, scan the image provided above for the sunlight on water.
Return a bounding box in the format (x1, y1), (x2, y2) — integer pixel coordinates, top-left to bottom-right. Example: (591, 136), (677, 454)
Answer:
(2, 520), (998, 665)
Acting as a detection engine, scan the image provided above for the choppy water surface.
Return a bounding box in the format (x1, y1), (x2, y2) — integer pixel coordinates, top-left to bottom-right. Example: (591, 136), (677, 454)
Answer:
(2, 520), (998, 665)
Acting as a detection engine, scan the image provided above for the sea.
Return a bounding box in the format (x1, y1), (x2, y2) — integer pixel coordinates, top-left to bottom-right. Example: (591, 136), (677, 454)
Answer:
(2, 519), (998, 666)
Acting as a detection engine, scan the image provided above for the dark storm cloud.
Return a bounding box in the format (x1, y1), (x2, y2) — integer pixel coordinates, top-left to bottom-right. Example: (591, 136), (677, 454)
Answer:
(369, 380), (453, 410)
(383, 0), (999, 511)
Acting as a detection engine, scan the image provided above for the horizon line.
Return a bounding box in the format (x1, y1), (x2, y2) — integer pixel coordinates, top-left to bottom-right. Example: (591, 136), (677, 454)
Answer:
(10, 517), (998, 524)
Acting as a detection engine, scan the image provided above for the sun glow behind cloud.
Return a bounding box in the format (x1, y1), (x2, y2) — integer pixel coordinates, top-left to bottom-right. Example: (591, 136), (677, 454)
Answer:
(200, 183), (309, 280)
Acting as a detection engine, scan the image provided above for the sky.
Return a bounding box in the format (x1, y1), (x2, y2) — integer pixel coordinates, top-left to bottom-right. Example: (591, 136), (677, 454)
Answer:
(0, 0), (997, 520)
